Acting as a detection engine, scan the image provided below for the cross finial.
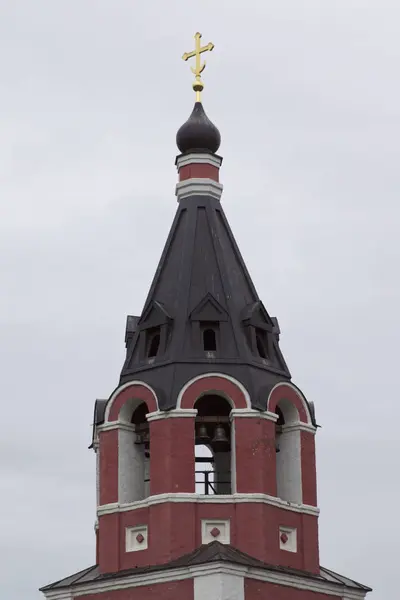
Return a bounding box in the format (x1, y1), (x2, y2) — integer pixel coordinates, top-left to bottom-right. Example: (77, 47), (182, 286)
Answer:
(182, 32), (215, 102)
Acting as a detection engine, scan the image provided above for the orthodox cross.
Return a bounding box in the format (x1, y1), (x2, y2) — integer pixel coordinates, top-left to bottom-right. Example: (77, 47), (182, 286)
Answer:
(182, 32), (214, 102)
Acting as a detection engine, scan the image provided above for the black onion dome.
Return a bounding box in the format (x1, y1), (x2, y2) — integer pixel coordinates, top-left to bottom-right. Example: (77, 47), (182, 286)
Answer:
(176, 102), (221, 154)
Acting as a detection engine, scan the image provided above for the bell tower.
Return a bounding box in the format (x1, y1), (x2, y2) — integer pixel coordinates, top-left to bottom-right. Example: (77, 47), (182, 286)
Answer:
(40, 32), (371, 600)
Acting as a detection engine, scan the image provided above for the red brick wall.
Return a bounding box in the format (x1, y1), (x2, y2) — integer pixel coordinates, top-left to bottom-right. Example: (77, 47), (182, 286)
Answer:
(99, 430), (118, 505)
(245, 579), (336, 600)
(234, 417), (277, 494)
(150, 417), (195, 496)
(301, 431), (317, 506)
(98, 501), (319, 574)
(76, 578), (193, 600)
(179, 163), (219, 181)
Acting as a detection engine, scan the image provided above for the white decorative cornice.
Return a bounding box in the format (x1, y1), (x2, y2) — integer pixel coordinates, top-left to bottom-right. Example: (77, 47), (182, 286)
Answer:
(175, 178), (223, 202)
(97, 492), (319, 517)
(97, 422), (136, 433)
(230, 409), (278, 422)
(146, 409), (198, 422)
(282, 422), (317, 434)
(176, 152), (222, 169)
(42, 560), (368, 600)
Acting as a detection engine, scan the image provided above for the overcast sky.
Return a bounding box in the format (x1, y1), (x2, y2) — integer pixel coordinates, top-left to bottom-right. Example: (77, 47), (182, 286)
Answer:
(1, 2), (398, 598)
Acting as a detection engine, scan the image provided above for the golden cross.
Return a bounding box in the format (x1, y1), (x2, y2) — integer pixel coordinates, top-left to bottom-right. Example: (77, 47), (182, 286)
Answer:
(182, 32), (215, 102)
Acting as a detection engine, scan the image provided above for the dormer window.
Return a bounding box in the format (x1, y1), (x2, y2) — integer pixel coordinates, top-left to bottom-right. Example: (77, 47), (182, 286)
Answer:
(203, 328), (217, 352)
(201, 322), (219, 356)
(146, 327), (161, 358)
(256, 330), (268, 359)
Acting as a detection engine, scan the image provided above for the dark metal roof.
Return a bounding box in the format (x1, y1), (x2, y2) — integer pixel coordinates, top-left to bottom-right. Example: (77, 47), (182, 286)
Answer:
(40, 541), (371, 593)
(119, 190), (296, 412)
(176, 102), (221, 154)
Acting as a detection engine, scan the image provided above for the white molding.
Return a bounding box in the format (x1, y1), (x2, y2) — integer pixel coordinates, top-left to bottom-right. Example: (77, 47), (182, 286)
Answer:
(282, 421), (316, 434)
(97, 492), (319, 517)
(176, 373), (251, 409)
(146, 409), (198, 422)
(97, 421), (136, 433)
(43, 561), (368, 600)
(230, 409), (278, 422)
(104, 380), (159, 423)
(267, 382), (312, 425)
(176, 153), (222, 169)
(175, 178), (223, 202)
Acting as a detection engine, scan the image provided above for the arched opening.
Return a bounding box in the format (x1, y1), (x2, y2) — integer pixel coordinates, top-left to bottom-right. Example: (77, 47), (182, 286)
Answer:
(194, 394), (232, 495)
(203, 328), (217, 352)
(275, 399), (302, 504)
(147, 330), (160, 358)
(118, 400), (150, 503)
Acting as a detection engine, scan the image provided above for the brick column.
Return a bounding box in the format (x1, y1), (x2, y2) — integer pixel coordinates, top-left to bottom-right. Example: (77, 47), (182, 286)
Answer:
(147, 409), (197, 495)
(231, 410), (278, 494)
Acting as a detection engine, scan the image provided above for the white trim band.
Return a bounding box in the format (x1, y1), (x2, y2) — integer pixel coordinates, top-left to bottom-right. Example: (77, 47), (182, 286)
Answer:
(42, 561), (368, 600)
(176, 178), (223, 202)
(282, 422), (317, 434)
(230, 409), (278, 422)
(146, 409), (198, 422)
(176, 153), (222, 169)
(97, 422), (136, 433)
(97, 492), (319, 517)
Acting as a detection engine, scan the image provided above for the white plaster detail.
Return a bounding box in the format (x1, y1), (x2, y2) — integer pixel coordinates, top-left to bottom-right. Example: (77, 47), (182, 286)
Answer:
(146, 408), (198, 422)
(276, 426), (303, 504)
(42, 562), (368, 600)
(201, 519), (230, 544)
(104, 380), (159, 423)
(282, 421), (317, 434)
(230, 418), (237, 494)
(267, 382), (312, 424)
(125, 525), (148, 552)
(97, 492), (319, 517)
(97, 421), (136, 433)
(279, 526), (297, 552)
(230, 409), (278, 422)
(119, 428), (147, 503)
(194, 572), (244, 600)
(175, 178), (223, 202)
(176, 153), (222, 169)
(176, 373), (251, 409)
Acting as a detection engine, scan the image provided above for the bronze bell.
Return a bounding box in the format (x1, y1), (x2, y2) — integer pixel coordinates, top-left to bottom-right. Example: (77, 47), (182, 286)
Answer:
(196, 423), (210, 445)
(211, 424), (229, 451)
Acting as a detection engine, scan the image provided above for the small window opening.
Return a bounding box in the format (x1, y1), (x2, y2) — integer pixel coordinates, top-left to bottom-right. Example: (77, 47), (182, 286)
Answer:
(203, 328), (217, 352)
(255, 329), (268, 359)
(147, 330), (160, 358)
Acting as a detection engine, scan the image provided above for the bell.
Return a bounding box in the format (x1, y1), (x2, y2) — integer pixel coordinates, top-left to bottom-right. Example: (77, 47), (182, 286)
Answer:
(211, 424), (229, 451)
(196, 423), (210, 445)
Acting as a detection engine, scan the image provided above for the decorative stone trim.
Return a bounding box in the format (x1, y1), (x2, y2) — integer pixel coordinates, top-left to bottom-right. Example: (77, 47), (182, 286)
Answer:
(176, 153), (222, 169)
(97, 493), (319, 517)
(175, 178), (223, 202)
(42, 561), (368, 600)
(146, 409), (198, 422)
(104, 380), (159, 422)
(97, 421), (136, 433)
(282, 422), (317, 434)
(279, 526), (297, 552)
(230, 409), (278, 422)
(125, 525), (148, 552)
(201, 519), (230, 544)
(177, 372), (251, 409)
